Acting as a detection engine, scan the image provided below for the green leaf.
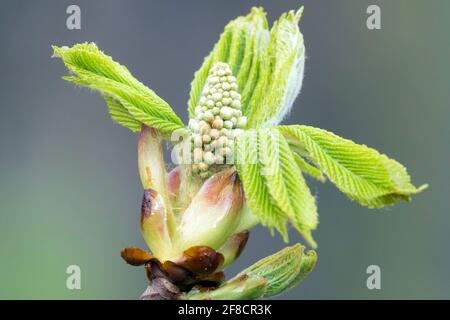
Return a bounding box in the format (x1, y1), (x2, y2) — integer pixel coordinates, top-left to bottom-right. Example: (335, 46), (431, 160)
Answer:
(184, 244), (316, 300)
(234, 130), (288, 240)
(187, 7), (270, 119)
(234, 129), (318, 247)
(292, 151), (326, 183)
(278, 125), (428, 208)
(247, 7), (305, 128)
(237, 243), (316, 298)
(102, 94), (142, 132)
(52, 43), (184, 136)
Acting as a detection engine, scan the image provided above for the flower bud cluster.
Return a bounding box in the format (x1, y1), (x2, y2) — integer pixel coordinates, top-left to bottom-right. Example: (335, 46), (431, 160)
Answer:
(188, 62), (247, 178)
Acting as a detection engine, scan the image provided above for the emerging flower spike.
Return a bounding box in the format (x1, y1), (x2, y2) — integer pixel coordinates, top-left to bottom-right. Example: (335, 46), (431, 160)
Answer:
(53, 5), (427, 300)
(189, 62), (246, 178)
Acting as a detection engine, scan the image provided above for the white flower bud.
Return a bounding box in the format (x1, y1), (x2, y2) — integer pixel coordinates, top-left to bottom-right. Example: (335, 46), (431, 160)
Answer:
(221, 147), (232, 158)
(220, 106), (234, 120)
(206, 99), (215, 108)
(217, 136), (228, 147)
(209, 76), (219, 84)
(189, 119), (199, 132)
(204, 151), (216, 165)
(193, 135), (203, 147)
(200, 122), (211, 134)
(203, 111), (214, 122)
(203, 143), (212, 151)
(231, 99), (241, 109)
(214, 154), (224, 164)
(193, 148), (203, 163)
(212, 118), (224, 129)
(224, 120), (234, 129)
(212, 92), (222, 101)
(222, 82), (231, 91)
(222, 97), (231, 106)
(212, 107), (220, 115)
(209, 129), (220, 140)
(202, 135), (212, 143)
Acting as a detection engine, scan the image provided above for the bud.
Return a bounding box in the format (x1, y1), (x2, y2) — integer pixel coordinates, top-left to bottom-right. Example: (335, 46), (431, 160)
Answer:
(141, 189), (174, 261)
(186, 62), (247, 178)
(175, 168), (244, 255)
(218, 231), (249, 269)
(138, 126), (175, 260)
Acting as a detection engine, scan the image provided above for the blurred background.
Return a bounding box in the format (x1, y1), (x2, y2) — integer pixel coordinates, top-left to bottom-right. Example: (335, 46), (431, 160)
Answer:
(0, 0), (448, 299)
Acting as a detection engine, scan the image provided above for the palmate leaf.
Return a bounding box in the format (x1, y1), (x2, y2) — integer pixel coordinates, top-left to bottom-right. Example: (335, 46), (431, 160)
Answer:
(52, 43), (184, 136)
(234, 128), (318, 247)
(278, 125), (428, 208)
(188, 7), (305, 128)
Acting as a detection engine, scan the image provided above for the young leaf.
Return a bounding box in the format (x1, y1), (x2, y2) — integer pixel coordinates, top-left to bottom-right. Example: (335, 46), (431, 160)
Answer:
(278, 125), (428, 208)
(234, 129), (318, 247)
(52, 43), (184, 136)
(234, 130), (289, 241)
(102, 94), (142, 132)
(237, 243), (316, 298)
(258, 129), (318, 247)
(292, 151), (326, 183)
(247, 7), (305, 128)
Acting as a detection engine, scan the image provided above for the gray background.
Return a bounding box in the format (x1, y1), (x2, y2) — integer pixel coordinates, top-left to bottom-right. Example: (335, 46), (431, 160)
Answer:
(0, 0), (448, 299)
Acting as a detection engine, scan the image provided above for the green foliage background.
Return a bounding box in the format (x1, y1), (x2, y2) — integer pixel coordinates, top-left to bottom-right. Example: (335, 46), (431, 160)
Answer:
(0, 0), (447, 298)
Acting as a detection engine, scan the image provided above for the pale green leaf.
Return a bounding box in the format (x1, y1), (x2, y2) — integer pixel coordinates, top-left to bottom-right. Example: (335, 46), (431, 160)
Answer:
(53, 43), (184, 136)
(292, 151), (326, 182)
(284, 249), (317, 291)
(102, 94), (142, 132)
(258, 129), (318, 246)
(234, 130), (288, 240)
(237, 243), (316, 298)
(185, 244), (317, 300)
(234, 129), (319, 246)
(247, 7), (305, 127)
(279, 125), (428, 208)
